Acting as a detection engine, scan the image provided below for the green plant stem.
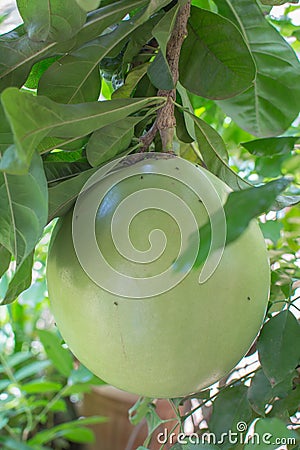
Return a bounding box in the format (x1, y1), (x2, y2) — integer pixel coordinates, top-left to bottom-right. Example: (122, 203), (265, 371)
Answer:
(30, 384), (70, 430)
(168, 399), (184, 433)
(4, 424), (19, 440)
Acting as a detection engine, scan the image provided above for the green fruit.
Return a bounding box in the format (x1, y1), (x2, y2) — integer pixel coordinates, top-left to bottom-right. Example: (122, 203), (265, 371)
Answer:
(47, 154), (270, 398)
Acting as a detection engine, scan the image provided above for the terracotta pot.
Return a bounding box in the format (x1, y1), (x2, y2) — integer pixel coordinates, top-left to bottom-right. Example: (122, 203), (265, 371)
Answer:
(80, 385), (180, 450)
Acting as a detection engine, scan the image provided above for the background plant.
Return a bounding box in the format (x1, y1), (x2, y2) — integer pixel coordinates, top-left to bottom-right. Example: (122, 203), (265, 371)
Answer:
(0, 0), (299, 448)
(0, 226), (106, 449)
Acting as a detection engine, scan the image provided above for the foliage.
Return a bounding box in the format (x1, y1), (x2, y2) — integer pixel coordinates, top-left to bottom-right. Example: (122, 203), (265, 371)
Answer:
(0, 230), (106, 449)
(0, 0), (299, 448)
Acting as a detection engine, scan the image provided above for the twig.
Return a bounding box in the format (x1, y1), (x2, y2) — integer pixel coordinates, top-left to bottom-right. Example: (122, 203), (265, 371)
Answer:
(30, 384), (70, 431)
(181, 368), (259, 422)
(140, 1), (191, 152)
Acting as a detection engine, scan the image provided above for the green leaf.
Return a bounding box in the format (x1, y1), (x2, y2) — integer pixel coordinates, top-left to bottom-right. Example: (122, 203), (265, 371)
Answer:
(121, 14), (162, 70)
(210, 385), (252, 444)
(60, 427), (95, 443)
(179, 7), (256, 99)
(48, 398), (67, 413)
(145, 407), (167, 446)
(1, 87), (164, 173)
(28, 416), (106, 445)
(248, 370), (272, 416)
(30, 427), (87, 445)
(64, 369), (104, 395)
(0, 417), (9, 430)
(38, 0), (168, 103)
(16, 0), (86, 42)
(75, 0), (148, 47)
(0, 26), (54, 92)
(113, 63), (150, 99)
(38, 329), (74, 378)
(5, 351), (33, 369)
(0, 245), (10, 278)
(38, 40), (102, 103)
(48, 167), (97, 221)
(38, 135), (89, 155)
(22, 380), (62, 394)
(45, 160), (91, 184)
(207, 178), (289, 252)
(192, 113), (250, 190)
(87, 116), (141, 167)
(68, 363), (97, 384)
(0, 380), (10, 390)
(268, 384), (300, 421)
(215, 0), (300, 137)
(0, 437), (37, 450)
(14, 360), (51, 381)
(147, 3), (180, 90)
(176, 177), (290, 270)
(62, 384), (92, 396)
(257, 310), (300, 385)
(0, 152), (48, 265)
(175, 108), (194, 143)
(259, 221), (283, 245)
(129, 397), (153, 426)
(241, 136), (299, 157)
(244, 418), (299, 450)
(0, 1), (147, 91)
(247, 369), (294, 416)
(0, 252), (34, 305)
(260, 0), (298, 4)
(0, 104), (13, 154)
(176, 82), (196, 141)
(255, 154), (286, 178)
(24, 57), (60, 90)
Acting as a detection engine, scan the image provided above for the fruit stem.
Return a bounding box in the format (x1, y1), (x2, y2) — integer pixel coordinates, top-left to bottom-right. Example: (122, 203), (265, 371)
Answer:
(140, 0), (191, 152)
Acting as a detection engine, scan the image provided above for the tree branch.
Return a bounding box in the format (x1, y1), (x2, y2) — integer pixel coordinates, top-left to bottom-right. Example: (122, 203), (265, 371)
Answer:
(140, 0), (191, 152)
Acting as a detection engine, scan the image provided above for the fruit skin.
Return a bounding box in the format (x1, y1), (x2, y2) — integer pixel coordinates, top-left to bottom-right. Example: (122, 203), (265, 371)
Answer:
(47, 156), (270, 398)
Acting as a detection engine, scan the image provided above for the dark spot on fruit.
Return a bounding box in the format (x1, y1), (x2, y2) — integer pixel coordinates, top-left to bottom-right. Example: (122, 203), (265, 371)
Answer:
(247, 296), (251, 301)
(175, 167), (179, 170)
(140, 176), (144, 179)
(114, 302), (118, 306)
(198, 199), (203, 203)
